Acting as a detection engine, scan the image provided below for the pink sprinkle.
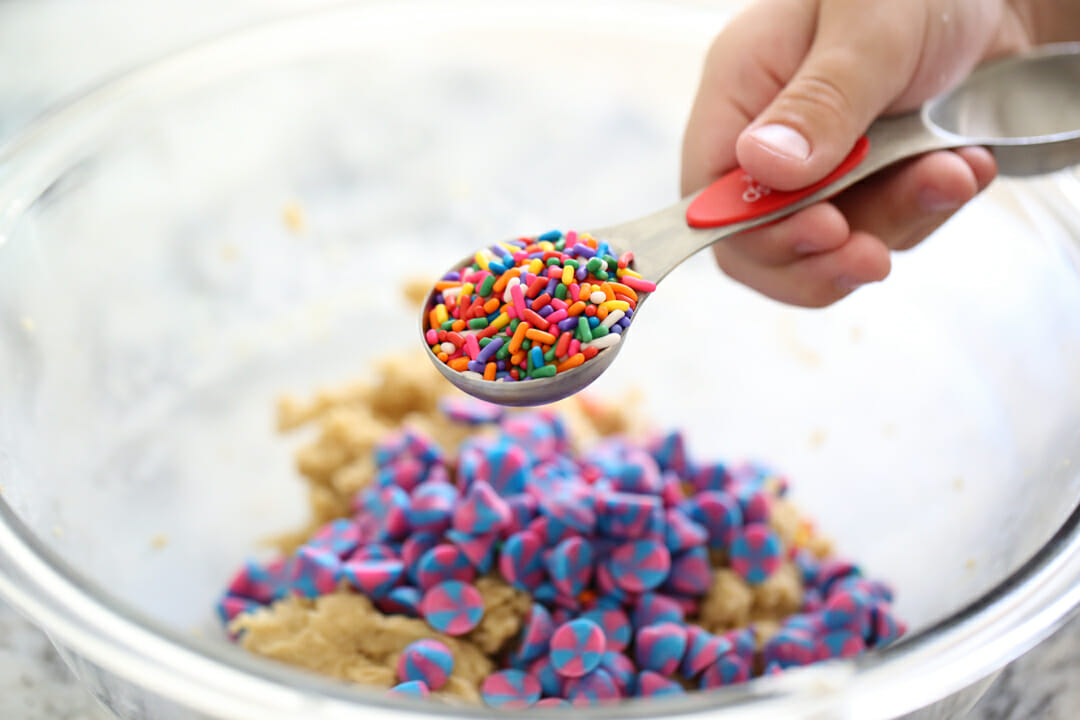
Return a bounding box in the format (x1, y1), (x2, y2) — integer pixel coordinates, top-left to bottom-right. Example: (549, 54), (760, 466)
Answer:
(569, 284), (580, 303)
(565, 230), (578, 247)
(547, 266), (562, 279)
(621, 275), (657, 293)
(550, 299), (568, 311)
(464, 335), (480, 360)
(568, 339), (581, 356)
(547, 309), (568, 324)
(425, 329), (439, 345)
(510, 283), (527, 319)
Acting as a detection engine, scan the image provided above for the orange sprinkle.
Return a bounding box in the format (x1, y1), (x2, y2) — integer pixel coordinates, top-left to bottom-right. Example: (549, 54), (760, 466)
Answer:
(484, 362), (497, 381)
(492, 267), (520, 293)
(567, 301), (587, 316)
(434, 280), (462, 291)
(437, 351), (449, 362)
(525, 329), (556, 345)
(614, 293), (638, 309)
(597, 306), (609, 321)
(448, 357), (470, 372)
(608, 282), (638, 301)
(509, 321), (530, 353)
(557, 353), (585, 372)
(602, 283), (616, 302)
(483, 297), (500, 314)
(428, 309), (440, 328)
(451, 319), (467, 332)
(511, 350), (527, 366)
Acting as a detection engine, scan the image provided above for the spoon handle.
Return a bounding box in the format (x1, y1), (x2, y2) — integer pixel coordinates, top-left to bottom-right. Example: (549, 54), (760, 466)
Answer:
(605, 111), (955, 283)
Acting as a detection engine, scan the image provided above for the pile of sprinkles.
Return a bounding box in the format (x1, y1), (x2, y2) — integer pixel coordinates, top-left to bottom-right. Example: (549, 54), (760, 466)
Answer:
(219, 395), (905, 707)
(424, 230), (656, 382)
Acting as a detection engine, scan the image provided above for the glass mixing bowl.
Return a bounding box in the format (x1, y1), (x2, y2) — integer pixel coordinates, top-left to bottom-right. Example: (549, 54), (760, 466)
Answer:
(1, 2), (1079, 718)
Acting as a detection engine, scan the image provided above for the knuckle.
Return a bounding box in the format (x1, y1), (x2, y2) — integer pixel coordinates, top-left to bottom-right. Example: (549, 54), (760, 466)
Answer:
(784, 72), (855, 127)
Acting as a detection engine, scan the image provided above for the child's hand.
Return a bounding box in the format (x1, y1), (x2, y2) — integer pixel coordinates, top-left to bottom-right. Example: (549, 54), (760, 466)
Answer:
(682, 0), (1043, 307)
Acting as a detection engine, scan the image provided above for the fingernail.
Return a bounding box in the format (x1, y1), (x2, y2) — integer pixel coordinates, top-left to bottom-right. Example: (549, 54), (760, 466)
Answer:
(835, 275), (865, 291)
(918, 187), (962, 213)
(747, 124), (811, 161)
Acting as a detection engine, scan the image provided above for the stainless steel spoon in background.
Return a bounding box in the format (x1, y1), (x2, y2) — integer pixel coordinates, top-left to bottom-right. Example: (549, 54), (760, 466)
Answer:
(423, 43), (1080, 407)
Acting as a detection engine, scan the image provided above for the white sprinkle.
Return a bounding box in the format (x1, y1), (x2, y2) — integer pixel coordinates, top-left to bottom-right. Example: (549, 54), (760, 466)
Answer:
(440, 342), (455, 354)
(600, 309), (624, 329)
(462, 371), (484, 380)
(584, 334), (621, 350)
(589, 291), (606, 304)
(503, 276), (521, 303)
(442, 286), (462, 299)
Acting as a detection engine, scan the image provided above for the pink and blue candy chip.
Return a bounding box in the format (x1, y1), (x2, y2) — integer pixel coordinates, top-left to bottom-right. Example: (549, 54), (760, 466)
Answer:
(663, 508), (708, 553)
(634, 622), (688, 675)
(637, 670), (685, 698)
(823, 588), (872, 635)
(217, 595), (260, 625)
(869, 602), (906, 647)
(401, 532), (440, 584)
(685, 491), (743, 549)
(350, 542), (400, 563)
(632, 593), (684, 629)
(667, 546), (712, 596)
(681, 626), (727, 677)
(500, 412), (560, 460)
(528, 655), (565, 697)
(817, 629), (866, 660)
(499, 530), (547, 591)
(439, 396), (504, 425)
(729, 523), (782, 584)
(534, 698), (569, 708)
(598, 650), (636, 694)
(397, 639), (455, 690)
(762, 627), (817, 669)
(503, 494), (538, 536)
(516, 603), (555, 663)
(549, 619), (606, 678)
(306, 518), (363, 558)
(378, 585), (422, 617)
(565, 668), (621, 706)
(596, 492), (661, 539)
(609, 449), (663, 495)
(416, 543), (475, 591)
(457, 436), (530, 496)
(692, 463), (729, 493)
(540, 493), (596, 536)
(444, 529), (497, 574)
(407, 482), (458, 534)
(580, 607), (631, 653)
(388, 680), (429, 699)
(647, 431), (692, 479)
(341, 558), (403, 598)
(699, 653), (751, 689)
(421, 580), (485, 636)
(289, 546), (342, 598)
(546, 536), (595, 598)
(452, 480), (511, 535)
(723, 627), (757, 663)
(608, 539), (671, 593)
(481, 669), (541, 709)
(226, 558), (289, 604)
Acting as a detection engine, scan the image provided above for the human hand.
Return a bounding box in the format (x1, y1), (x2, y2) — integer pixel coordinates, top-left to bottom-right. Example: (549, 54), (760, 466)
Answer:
(682, 0), (1042, 306)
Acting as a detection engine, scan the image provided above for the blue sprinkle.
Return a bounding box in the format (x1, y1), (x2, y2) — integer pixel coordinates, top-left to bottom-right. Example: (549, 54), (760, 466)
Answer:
(538, 230), (562, 243)
(588, 317), (600, 328)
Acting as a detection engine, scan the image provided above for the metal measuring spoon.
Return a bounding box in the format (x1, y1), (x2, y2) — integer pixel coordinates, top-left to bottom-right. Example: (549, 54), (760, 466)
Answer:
(423, 43), (1080, 407)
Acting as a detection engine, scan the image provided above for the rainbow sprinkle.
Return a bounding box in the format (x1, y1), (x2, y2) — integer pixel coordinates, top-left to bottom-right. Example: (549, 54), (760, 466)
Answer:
(424, 230), (656, 382)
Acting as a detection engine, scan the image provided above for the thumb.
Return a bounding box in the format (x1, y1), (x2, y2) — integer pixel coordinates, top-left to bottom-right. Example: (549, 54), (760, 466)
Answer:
(735, 0), (923, 191)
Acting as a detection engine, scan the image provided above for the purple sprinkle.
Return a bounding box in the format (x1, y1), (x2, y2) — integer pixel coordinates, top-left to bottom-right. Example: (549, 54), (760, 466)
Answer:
(442, 271), (461, 281)
(539, 306), (554, 318)
(467, 360), (485, 373)
(496, 361), (507, 371)
(575, 266), (588, 281)
(610, 325), (624, 335)
(477, 337), (504, 363)
(623, 308), (634, 319)
(617, 318), (631, 328)
(558, 318), (579, 332)
(572, 245), (596, 258)
(491, 244), (512, 260)
(545, 278), (559, 296)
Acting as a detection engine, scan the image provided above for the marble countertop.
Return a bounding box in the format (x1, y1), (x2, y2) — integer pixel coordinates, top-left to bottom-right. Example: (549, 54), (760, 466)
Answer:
(0, 1), (1077, 718)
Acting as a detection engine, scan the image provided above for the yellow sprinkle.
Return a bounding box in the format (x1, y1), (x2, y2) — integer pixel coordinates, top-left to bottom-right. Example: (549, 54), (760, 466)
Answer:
(561, 266), (574, 285)
(490, 313), (511, 331)
(619, 268), (643, 279)
(474, 251), (490, 271)
(538, 241), (555, 252)
(600, 300), (630, 312)
(461, 282), (474, 296)
(499, 242), (518, 255)
(434, 304), (449, 325)
(528, 259), (544, 274)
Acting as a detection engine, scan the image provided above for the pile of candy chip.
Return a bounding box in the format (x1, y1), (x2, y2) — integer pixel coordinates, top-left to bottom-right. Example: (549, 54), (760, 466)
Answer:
(423, 230), (655, 381)
(219, 359), (905, 707)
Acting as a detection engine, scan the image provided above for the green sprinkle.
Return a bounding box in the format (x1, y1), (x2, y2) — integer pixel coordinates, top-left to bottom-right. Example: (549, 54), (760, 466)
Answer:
(555, 239), (566, 251)
(586, 258), (603, 273)
(577, 317), (593, 342)
(468, 318), (488, 330)
(440, 320), (455, 331)
(530, 364), (557, 378)
(477, 275), (495, 297)
(479, 337), (492, 348)
(510, 319), (521, 332)
(604, 254), (618, 268)
(564, 259), (580, 270)
(522, 339), (532, 351)
(555, 284), (568, 300)
(546, 257), (561, 267)
(591, 325), (609, 338)
(526, 351), (535, 372)
(496, 346), (510, 361)
(543, 348), (557, 363)
(595, 270), (609, 281)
